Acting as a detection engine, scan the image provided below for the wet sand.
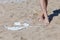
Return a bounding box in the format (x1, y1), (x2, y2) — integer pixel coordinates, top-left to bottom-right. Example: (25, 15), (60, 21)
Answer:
(0, 0), (60, 40)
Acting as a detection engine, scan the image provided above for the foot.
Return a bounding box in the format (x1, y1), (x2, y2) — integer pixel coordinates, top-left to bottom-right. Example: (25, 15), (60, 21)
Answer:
(38, 12), (49, 26)
(38, 12), (44, 22)
(43, 16), (49, 26)
(38, 11), (44, 22)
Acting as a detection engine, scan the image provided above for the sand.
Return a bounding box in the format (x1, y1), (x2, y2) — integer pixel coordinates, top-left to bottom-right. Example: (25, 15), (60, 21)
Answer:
(0, 0), (60, 40)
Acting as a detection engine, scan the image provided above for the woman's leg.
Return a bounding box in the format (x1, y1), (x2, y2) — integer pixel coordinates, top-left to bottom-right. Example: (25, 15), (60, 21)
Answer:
(40, 0), (49, 25)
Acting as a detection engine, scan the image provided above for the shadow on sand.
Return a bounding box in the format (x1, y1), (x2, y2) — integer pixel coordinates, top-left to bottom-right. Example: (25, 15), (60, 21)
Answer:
(48, 9), (60, 23)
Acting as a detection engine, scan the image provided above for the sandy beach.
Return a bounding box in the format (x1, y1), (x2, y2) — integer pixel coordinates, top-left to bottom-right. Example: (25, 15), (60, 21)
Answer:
(0, 0), (60, 40)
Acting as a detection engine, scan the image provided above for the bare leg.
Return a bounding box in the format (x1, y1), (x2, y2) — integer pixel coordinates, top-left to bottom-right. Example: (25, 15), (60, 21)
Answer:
(40, 0), (49, 25)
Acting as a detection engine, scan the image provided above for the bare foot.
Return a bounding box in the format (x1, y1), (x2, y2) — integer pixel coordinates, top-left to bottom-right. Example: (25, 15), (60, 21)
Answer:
(38, 12), (44, 22)
(43, 16), (49, 26)
(38, 11), (50, 26)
